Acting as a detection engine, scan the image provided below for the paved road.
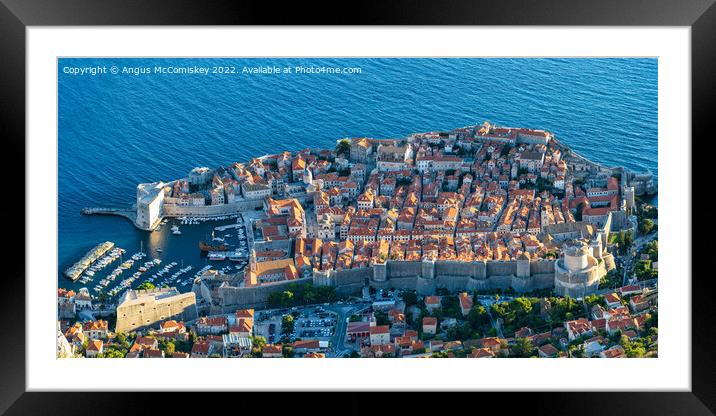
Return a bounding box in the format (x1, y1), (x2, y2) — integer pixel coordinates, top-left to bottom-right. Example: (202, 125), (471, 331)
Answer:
(621, 231), (658, 286)
(324, 303), (370, 356)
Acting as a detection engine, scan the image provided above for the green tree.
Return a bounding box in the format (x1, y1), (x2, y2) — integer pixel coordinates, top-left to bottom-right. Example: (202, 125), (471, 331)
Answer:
(159, 339), (175, 356)
(644, 240), (658, 261)
(316, 286), (337, 303)
(644, 311), (658, 330)
(137, 281), (155, 291)
(467, 305), (490, 330)
(569, 345), (585, 358)
(336, 139), (351, 156)
(282, 345), (295, 358)
(446, 322), (474, 341)
(268, 292), (283, 308)
(115, 332), (129, 349)
(374, 312), (390, 326)
(107, 349), (126, 358)
(281, 315), (295, 337)
(584, 294), (603, 308)
(512, 337), (534, 358)
(251, 335), (267, 353)
(303, 290), (317, 305)
(281, 291), (294, 307)
(639, 218), (654, 235)
(621, 335), (646, 358)
(510, 297), (533, 315)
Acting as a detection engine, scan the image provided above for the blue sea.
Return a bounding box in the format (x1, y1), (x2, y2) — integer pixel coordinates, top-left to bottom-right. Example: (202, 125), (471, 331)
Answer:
(58, 58), (658, 293)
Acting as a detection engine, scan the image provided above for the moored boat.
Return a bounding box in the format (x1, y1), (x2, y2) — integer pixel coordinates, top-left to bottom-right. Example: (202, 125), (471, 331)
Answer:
(199, 241), (229, 252)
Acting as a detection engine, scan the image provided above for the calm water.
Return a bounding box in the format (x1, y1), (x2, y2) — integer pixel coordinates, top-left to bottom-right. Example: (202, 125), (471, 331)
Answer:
(58, 58), (658, 293)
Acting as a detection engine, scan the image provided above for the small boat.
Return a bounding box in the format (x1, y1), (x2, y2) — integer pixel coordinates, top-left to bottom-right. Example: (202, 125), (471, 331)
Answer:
(208, 252), (227, 261)
(173, 230), (181, 235)
(156, 248), (163, 253)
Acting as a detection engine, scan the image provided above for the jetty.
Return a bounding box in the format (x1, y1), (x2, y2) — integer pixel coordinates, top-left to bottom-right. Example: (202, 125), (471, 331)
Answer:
(81, 207), (137, 224)
(64, 241), (115, 281)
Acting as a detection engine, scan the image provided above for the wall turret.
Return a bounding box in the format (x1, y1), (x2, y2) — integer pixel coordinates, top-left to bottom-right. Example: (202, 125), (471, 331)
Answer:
(421, 258), (436, 279)
(516, 252), (531, 278)
(373, 262), (387, 282)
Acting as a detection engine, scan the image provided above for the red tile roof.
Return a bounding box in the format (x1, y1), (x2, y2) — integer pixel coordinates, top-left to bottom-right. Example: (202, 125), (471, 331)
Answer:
(369, 325), (390, 335)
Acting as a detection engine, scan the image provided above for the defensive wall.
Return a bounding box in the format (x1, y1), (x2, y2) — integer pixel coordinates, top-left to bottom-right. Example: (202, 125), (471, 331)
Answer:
(204, 254), (615, 310)
(162, 199), (264, 218)
(214, 277), (313, 312)
(314, 258), (558, 296)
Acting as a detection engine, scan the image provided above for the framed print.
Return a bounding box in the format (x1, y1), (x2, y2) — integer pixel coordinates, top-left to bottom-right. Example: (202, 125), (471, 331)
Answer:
(1, 0), (712, 414)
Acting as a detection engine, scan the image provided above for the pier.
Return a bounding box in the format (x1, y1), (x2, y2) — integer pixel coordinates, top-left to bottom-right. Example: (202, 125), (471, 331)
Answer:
(81, 207), (137, 224)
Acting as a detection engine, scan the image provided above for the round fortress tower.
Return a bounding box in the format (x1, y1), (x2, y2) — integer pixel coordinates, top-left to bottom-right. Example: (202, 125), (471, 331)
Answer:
(563, 240), (590, 272)
(554, 238), (606, 298)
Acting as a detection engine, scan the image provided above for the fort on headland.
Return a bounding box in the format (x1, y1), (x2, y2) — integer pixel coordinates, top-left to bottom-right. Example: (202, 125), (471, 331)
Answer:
(86, 121), (654, 309)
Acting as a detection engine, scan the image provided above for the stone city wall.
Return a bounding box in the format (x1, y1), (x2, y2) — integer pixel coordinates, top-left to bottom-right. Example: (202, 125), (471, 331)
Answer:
(323, 267), (373, 296)
(485, 261), (518, 277)
(530, 259), (556, 275)
(162, 199), (264, 218)
(214, 256), (583, 310)
(371, 258), (557, 295)
(217, 277), (313, 311)
(386, 261), (422, 278)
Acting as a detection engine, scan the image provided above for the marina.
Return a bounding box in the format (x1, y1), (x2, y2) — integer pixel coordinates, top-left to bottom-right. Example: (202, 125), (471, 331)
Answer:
(59, 214), (250, 302)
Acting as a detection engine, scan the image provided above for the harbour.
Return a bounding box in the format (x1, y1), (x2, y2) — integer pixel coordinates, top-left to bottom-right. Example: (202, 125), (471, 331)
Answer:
(59, 213), (251, 302)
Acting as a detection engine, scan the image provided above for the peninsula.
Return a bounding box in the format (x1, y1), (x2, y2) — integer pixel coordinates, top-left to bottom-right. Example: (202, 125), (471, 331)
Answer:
(63, 121), (658, 359)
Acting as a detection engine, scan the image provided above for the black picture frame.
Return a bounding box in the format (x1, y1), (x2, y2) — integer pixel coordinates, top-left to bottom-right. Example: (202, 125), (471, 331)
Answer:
(1, 0), (709, 414)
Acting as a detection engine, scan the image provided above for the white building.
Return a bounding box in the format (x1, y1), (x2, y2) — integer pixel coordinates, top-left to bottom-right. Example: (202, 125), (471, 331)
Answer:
(136, 182), (166, 230)
(74, 288), (93, 309)
(317, 213), (336, 241)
